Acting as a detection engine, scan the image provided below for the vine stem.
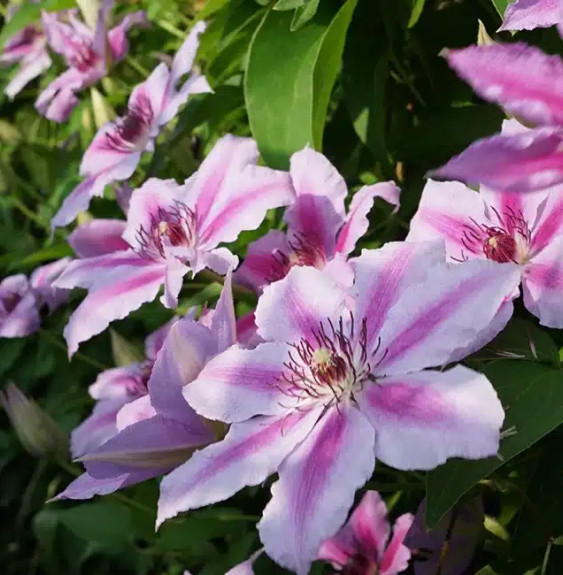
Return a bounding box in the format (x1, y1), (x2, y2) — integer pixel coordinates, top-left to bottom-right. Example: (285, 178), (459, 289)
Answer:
(541, 537), (554, 575)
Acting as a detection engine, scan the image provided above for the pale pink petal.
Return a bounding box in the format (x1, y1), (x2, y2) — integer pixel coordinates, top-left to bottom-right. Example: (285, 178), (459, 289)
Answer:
(71, 398), (126, 457)
(500, 0), (562, 32)
(349, 491), (391, 562)
(29, 257), (71, 312)
(529, 186), (563, 255)
(523, 235), (563, 327)
(431, 128), (563, 193)
(317, 537), (354, 568)
(148, 318), (216, 415)
(68, 219), (128, 258)
(187, 135), (260, 227)
(376, 259), (521, 375)
(198, 164), (293, 248)
(258, 404), (376, 575)
(255, 266), (347, 344)
(89, 363), (145, 400)
(115, 395), (156, 431)
(236, 311), (263, 348)
(63, 262), (166, 356)
(235, 230), (291, 293)
(161, 256), (189, 308)
(189, 246), (238, 276)
(169, 21), (207, 89)
(406, 180), (486, 261)
(0, 275), (39, 338)
(225, 549), (264, 575)
(352, 241), (447, 352)
(209, 269), (237, 352)
(108, 11), (148, 62)
(335, 182), (401, 255)
(380, 514), (414, 575)
(5, 47), (51, 100)
(81, 412), (212, 478)
(323, 253), (355, 291)
(444, 43), (563, 127)
(54, 470), (156, 501)
(357, 365), (504, 470)
(123, 178), (185, 249)
(156, 408), (321, 528)
(184, 342), (294, 423)
(158, 73), (212, 127)
(130, 63), (169, 131)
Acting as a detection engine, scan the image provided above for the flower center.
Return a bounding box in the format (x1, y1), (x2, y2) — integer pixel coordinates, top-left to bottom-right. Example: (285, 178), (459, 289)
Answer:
(105, 97), (153, 153)
(269, 233), (326, 282)
(343, 554), (378, 575)
(68, 41), (100, 72)
(278, 315), (379, 405)
(127, 361), (153, 397)
(0, 291), (22, 315)
(483, 230), (517, 263)
(135, 202), (197, 261)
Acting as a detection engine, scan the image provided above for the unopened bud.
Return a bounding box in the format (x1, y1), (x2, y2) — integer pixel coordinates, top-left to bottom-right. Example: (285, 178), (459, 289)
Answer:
(477, 20), (495, 46)
(0, 383), (69, 460)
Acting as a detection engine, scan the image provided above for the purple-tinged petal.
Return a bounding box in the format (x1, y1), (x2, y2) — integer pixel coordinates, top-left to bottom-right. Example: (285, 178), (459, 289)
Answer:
(225, 549), (264, 575)
(37, 80), (80, 122)
(69, 219), (128, 258)
(184, 342), (294, 423)
(500, 0), (562, 32)
(53, 470), (157, 501)
(352, 241), (446, 352)
(357, 365), (504, 470)
(406, 180), (487, 261)
(258, 404), (376, 575)
(89, 364), (145, 400)
(529, 186), (563, 255)
(198, 163), (293, 248)
(235, 230), (291, 293)
(115, 395), (156, 431)
(161, 256), (189, 309)
(335, 182), (401, 256)
(71, 398), (126, 457)
(236, 311), (263, 348)
(156, 408), (321, 528)
(0, 275), (40, 338)
(169, 21), (207, 90)
(108, 11), (148, 62)
(190, 246), (239, 276)
(523, 236), (563, 327)
(30, 257), (72, 312)
(431, 128), (563, 193)
(255, 266), (347, 344)
(144, 317), (176, 361)
(444, 43), (563, 127)
(63, 262), (166, 356)
(5, 46), (51, 100)
(377, 259), (521, 375)
(158, 73), (212, 127)
(81, 413), (212, 478)
(209, 269), (236, 352)
(148, 318), (216, 415)
(380, 514), (414, 575)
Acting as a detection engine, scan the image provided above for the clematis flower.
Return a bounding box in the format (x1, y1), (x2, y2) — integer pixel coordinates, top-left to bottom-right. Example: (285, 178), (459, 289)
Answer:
(70, 318), (175, 458)
(318, 490), (413, 575)
(236, 147), (400, 293)
(30, 257), (72, 312)
(156, 242), (520, 574)
(407, 177), (563, 327)
(0, 275), (40, 338)
(50, 20), (210, 230)
(56, 274), (235, 500)
(499, 0), (563, 35)
(36, 0), (148, 123)
(431, 43), (563, 193)
(55, 135), (293, 356)
(1, 13), (51, 100)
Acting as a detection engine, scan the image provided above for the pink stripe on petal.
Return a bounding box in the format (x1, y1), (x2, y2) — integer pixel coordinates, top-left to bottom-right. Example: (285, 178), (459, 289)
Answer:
(69, 219), (128, 258)
(380, 514), (414, 575)
(349, 491), (391, 562)
(157, 409), (320, 528)
(358, 366), (504, 470)
(530, 189), (563, 254)
(259, 404), (375, 575)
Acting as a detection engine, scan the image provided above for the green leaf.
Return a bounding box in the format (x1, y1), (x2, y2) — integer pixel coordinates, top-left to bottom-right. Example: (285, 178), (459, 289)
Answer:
(490, 0), (510, 16)
(274, 0), (306, 10)
(245, 0), (358, 169)
(425, 361), (563, 528)
(0, 0), (76, 50)
(291, 0), (320, 31)
(408, 0), (426, 28)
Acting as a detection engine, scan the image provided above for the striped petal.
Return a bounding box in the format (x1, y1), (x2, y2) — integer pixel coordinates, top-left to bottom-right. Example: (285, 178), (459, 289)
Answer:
(68, 219), (128, 258)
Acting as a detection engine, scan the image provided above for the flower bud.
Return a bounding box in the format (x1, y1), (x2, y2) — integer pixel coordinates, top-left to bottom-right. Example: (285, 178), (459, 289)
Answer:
(0, 383), (69, 460)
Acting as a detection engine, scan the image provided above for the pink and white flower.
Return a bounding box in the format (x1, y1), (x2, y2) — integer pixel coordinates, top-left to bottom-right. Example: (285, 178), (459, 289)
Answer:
(1, 17), (51, 100)
(431, 43), (563, 193)
(156, 243), (519, 574)
(36, 0), (147, 123)
(54, 135), (293, 355)
(56, 274), (236, 500)
(318, 490), (414, 575)
(499, 0), (563, 35)
(50, 20), (210, 230)
(30, 257), (72, 312)
(236, 147), (400, 293)
(408, 177), (563, 327)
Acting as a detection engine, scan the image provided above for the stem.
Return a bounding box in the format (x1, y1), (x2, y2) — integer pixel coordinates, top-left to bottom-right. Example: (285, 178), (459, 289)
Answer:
(16, 460), (47, 532)
(39, 329), (108, 371)
(541, 538), (554, 575)
(157, 20), (187, 39)
(197, 269), (257, 299)
(10, 197), (50, 232)
(125, 55), (150, 77)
